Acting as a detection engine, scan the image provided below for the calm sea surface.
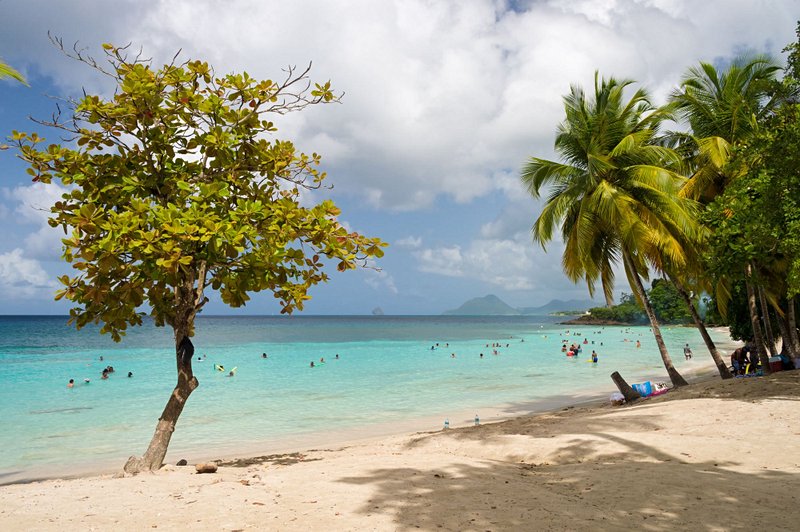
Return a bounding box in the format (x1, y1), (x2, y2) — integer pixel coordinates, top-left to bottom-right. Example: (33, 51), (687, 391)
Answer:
(0, 315), (728, 483)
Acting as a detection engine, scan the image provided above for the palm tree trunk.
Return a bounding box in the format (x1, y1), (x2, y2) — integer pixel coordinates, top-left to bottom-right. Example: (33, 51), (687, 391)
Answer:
(787, 296), (800, 362)
(775, 311), (797, 360)
(744, 264), (770, 373)
(623, 250), (688, 387)
(757, 285), (778, 356)
(672, 277), (732, 379)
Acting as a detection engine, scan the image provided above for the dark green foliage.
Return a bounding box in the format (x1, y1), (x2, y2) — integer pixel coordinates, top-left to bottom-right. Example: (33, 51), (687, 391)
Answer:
(588, 293), (646, 324)
(648, 278), (693, 324)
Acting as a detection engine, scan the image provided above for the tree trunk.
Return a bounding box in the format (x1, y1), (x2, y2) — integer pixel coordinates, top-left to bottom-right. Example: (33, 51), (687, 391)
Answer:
(757, 285), (778, 356)
(623, 250), (688, 387)
(672, 277), (732, 379)
(744, 264), (770, 373)
(124, 331), (199, 474)
(611, 371), (641, 402)
(775, 311), (797, 360)
(787, 296), (800, 361)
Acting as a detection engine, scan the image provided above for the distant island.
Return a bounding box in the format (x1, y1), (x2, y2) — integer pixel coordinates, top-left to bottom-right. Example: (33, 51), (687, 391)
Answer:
(443, 294), (596, 316)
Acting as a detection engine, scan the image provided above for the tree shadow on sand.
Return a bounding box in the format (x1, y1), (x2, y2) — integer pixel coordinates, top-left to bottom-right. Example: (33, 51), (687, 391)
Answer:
(335, 372), (800, 530)
(337, 434), (799, 530)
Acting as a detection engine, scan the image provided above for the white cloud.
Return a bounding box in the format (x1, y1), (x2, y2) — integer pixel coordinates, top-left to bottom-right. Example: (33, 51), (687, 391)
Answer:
(0, 248), (58, 297)
(394, 236), (422, 249)
(414, 236), (541, 290)
(3, 182), (70, 260)
(5, 0), (793, 212)
(363, 268), (398, 295)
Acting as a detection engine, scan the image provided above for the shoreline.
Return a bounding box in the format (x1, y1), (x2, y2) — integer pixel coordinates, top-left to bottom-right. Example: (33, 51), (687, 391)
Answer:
(2, 368), (798, 529)
(2, 331), (743, 486)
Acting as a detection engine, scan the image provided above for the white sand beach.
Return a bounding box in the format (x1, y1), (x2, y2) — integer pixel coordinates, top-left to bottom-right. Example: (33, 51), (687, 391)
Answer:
(1, 367), (799, 531)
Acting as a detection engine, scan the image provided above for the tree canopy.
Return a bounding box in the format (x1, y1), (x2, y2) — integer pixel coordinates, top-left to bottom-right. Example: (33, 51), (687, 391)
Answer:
(13, 43), (386, 341)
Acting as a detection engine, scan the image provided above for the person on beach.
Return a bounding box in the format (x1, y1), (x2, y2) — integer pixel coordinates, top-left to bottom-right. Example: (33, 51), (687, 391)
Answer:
(67, 379), (74, 388)
(731, 348), (743, 375)
(262, 352), (267, 359)
(101, 369), (108, 380)
(127, 371), (133, 378)
(683, 343), (693, 360)
(591, 351), (598, 363)
(310, 361), (315, 368)
(636, 340), (641, 348)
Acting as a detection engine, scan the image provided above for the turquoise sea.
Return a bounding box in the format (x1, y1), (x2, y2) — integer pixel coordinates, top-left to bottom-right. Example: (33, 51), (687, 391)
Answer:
(0, 315), (730, 483)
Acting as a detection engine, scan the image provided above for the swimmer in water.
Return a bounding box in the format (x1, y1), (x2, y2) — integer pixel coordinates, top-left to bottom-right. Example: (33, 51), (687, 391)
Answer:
(127, 371), (133, 378)
(310, 361), (315, 368)
(67, 379), (74, 388)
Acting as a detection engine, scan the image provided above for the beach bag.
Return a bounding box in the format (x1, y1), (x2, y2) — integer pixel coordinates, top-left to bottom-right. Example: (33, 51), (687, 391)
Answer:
(631, 381), (653, 397)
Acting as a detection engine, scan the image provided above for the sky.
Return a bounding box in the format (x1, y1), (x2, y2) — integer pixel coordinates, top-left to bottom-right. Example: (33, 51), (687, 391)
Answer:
(0, 0), (797, 316)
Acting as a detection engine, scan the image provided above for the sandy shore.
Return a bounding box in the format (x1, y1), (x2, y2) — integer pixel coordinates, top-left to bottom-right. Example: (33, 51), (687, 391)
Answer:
(2, 365), (799, 530)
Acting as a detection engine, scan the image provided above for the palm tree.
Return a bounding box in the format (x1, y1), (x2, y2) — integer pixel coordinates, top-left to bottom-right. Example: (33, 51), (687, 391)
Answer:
(670, 55), (782, 371)
(0, 58), (27, 85)
(522, 73), (696, 387)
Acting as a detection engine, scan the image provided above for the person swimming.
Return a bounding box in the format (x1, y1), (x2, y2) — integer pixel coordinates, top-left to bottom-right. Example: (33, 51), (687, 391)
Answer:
(310, 361), (315, 368)
(127, 371), (133, 378)
(67, 379), (74, 388)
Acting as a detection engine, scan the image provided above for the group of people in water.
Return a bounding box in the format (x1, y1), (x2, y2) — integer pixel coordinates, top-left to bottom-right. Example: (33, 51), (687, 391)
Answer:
(67, 356), (133, 388)
(310, 354), (339, 367)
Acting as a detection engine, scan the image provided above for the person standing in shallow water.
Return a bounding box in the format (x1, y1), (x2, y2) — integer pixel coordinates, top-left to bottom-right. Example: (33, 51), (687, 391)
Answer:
(683, 343), (693, 360)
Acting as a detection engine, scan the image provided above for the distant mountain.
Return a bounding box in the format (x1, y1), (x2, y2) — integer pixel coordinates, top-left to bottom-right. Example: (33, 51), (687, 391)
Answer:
(443, 294), (520, 316)
(443, 295), (597, 316)
(519, 299), (597, 315)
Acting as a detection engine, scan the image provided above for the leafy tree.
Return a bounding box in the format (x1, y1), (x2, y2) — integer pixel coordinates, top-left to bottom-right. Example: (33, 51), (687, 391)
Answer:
(12, 43), (386, 473)
(522, 73), (696, 387)
(648, 278), (692, 324)
(588, 292), (646, 324)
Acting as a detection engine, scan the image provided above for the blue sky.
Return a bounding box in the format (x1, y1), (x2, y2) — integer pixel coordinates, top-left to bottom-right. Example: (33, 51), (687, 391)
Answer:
(0, 0), (797, 315)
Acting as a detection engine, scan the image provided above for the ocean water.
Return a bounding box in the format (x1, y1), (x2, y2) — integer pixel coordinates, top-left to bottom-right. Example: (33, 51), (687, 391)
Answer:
(0, 315), (729, 483)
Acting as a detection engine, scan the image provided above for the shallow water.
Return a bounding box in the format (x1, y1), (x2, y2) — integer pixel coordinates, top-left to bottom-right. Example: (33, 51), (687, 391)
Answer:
(0, 315), (727, 482)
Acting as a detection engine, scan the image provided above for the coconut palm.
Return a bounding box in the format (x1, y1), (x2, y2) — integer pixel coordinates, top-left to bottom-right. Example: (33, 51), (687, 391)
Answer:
(670, 55), (782, 371)
(522, 73), (697, 387)
(0, 58), (27, 85)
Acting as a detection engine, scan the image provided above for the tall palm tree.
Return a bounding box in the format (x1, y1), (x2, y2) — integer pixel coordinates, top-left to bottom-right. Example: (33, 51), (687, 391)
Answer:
(670, 55), (782, 371)
(522, 73), (696, 387)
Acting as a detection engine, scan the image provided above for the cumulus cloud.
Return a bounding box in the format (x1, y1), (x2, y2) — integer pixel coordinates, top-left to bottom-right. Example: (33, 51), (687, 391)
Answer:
(3, 182), (70, 260)
(0, 248), (58, 297)
(4, 0), (794, 212)
(414, 236), (542, 290)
